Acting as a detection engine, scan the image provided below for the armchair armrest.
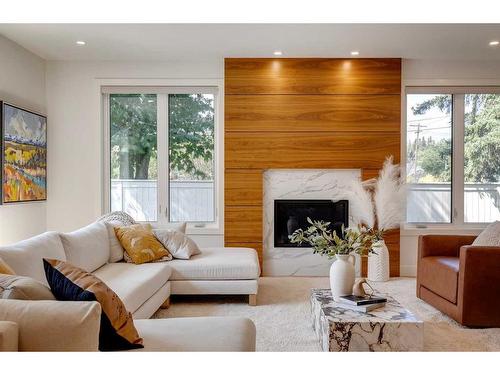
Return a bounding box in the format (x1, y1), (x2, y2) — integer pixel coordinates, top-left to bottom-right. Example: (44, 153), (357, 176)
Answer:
(458, 245), (500, 326)
(0, 321), (19, 351)
(0, 300), (101, 351)
(418, 235), (477, 258)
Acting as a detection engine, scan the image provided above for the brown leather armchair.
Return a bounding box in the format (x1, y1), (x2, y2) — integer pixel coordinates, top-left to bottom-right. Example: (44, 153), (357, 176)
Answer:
(417, 234), (500, 327)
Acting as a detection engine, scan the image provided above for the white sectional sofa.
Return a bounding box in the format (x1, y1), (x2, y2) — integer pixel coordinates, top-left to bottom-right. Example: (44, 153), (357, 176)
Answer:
(0, 222), (260, 351)
(0, 223), (260, 318)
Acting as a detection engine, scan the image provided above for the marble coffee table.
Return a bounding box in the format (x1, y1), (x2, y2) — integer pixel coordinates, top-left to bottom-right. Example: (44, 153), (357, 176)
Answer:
(311, 288), (423, 351)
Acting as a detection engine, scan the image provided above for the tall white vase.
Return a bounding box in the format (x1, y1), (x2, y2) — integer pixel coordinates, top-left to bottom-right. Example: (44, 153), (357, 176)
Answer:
(367, 240), (390, 282)
(330, 254), (356, 301)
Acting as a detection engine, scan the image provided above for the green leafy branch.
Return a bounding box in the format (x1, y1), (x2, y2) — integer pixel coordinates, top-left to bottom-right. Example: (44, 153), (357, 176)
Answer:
(289, 218), (384, 258)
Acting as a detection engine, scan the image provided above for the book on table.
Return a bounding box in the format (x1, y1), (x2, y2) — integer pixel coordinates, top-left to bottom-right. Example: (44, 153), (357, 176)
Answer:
(337, 302), (386, 313)
(338, 295), (387, 306)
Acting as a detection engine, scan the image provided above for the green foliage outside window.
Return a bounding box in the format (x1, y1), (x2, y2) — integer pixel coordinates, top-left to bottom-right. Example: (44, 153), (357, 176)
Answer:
(408, 93), (500, 184)
(110, 93), (214, 181)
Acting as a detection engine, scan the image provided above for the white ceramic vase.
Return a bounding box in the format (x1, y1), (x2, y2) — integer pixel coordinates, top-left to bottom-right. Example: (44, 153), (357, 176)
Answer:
(330, 254), (356, 301)
(367, 240), (390, 282)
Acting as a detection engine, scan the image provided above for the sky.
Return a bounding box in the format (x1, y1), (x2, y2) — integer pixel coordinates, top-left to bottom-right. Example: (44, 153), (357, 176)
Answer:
(406, 94), (452, 144)
(3, 104), (46, 144)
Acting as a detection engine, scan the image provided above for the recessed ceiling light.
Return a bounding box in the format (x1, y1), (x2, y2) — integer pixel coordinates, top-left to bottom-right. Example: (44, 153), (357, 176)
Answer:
(350, 51), (360, 56)
(489, 40), (499, 46)
(273, 51), (283, 56)
(76, 41), (86, 46)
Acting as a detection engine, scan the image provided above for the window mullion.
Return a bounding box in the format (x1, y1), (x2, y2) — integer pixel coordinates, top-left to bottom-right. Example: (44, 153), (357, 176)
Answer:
(452, 94), (465, 225)
(157, 94), (168, 226)
(102, 93), (111, 214)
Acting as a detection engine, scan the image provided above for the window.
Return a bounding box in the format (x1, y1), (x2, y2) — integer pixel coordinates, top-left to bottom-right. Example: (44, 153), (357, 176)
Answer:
(168, 94), (215, 222)
(406, 88), (500, 225)
(464, 94), (500, 223)
(406, 94), (453, 223)
(110, 94), (158, 221)
(104, 87), (218, 227)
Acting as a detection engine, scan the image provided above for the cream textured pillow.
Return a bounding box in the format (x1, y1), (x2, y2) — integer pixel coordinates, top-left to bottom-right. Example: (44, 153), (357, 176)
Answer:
(115, 224), (172, 264)
(0, 257), (15, 275)
(472, 221), (500, 247)
(153, 229), (201, 259)
(0, 274), (55, 300)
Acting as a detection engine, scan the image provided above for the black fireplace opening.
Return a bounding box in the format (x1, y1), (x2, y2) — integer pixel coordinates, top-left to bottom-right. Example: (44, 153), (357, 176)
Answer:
(274, 199), (348, 247)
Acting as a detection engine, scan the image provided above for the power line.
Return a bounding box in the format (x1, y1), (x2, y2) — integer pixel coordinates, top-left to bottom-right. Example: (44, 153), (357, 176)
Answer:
(407, 115), (449, 123)
(408, 125), (451, 133)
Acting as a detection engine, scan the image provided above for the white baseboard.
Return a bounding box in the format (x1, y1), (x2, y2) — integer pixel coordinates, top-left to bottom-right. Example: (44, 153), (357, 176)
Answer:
(400, 265), (417, 277)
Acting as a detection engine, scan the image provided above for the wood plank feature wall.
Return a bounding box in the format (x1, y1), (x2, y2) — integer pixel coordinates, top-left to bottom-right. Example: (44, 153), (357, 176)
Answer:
(224, 58), (402, 276)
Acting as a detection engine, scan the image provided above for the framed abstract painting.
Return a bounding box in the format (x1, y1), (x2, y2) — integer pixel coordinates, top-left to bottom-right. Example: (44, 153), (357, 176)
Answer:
(1, 102), (47, 203)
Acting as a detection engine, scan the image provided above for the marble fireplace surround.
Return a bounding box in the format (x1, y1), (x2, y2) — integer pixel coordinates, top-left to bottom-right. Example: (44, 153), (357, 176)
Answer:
(263, 169), (366, 277)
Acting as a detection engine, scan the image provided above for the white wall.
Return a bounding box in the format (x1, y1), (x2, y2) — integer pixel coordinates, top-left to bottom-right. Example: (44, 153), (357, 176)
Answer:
(400, 58), (500, 276)
(0, 35), (46, 245)
(45, 60), (223, 246)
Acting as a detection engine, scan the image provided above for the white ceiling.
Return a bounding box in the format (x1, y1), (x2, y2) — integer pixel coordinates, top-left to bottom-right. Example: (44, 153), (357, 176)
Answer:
(0, 24), (499, 61)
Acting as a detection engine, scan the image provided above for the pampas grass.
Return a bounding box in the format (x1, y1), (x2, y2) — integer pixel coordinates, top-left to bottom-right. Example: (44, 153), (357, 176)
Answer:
(347, 177), (375, 228)
(373, 156), (405, 230)
(345, 156), (404, 231)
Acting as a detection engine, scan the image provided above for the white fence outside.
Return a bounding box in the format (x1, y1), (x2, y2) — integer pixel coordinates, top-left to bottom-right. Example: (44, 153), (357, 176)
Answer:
(111, 179), (499, 224)
(407, 183), (500, 223)
(111, 179), (214, 222)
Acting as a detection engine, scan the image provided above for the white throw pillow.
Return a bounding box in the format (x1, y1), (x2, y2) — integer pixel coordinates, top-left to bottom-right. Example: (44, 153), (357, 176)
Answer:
(162, 222), (187, 234)
(104, 221), (125, 263)
(153, 229), (201, 260)
(472, 221), (500, 247)
(59, 222), (110, 272)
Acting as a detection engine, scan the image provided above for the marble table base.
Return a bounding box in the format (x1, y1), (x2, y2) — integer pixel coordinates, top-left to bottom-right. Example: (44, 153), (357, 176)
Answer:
(311, 289), (423, 352)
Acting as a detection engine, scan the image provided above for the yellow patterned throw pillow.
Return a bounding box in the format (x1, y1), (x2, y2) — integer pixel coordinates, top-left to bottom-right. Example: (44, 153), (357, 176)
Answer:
(114, 224), (172, 264)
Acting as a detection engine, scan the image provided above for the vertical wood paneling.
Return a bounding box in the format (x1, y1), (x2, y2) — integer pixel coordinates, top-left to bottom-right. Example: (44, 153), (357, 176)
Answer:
(225, 58), (401, 273)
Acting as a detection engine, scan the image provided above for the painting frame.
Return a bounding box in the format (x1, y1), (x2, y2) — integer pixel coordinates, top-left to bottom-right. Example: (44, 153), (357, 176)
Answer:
(1, 101), (47, 204)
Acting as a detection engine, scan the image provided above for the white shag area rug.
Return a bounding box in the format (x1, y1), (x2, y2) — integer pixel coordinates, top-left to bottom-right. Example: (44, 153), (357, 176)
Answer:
(153, 277), (500, 351)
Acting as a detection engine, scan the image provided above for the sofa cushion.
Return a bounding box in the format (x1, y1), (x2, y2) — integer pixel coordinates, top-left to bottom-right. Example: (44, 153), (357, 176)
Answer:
(0, 321), (18, 351)
(43, 259), (143, 351)
(168, 247), (260, 281)
(0, 232), (66, 286)
(60, 222), (110, 272)
(0, 299), (102, 351)
(420, 256), (459, 304)
(0, 274), (55, 300)
(153, 229), (201, 259)
(105, 222), (125, 263)
(134, 317), (256, 351)
(93, 262), (171, 314)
